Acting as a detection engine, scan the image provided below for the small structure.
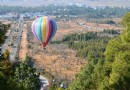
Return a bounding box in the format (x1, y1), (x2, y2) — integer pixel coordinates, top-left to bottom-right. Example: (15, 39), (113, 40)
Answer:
(60, 83), (67, 89)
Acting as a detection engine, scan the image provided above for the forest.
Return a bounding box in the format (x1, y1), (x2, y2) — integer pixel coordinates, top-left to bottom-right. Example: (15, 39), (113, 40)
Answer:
(67, 12), (130, 90)
(0, 22), (10, 45)
(53, 29), (119, 59)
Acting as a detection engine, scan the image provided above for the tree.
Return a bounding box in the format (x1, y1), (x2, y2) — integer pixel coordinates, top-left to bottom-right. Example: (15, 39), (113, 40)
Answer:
(103, 12), (130, 90)
(68, 12), (130, 90)
(0, 23), (10, 44)
(14, 62), (41, 90)
(3, 50), (10, 60)
(0, 51), (41, 90)
(122, 12), (130, 27)
(0, 50), (17, 90)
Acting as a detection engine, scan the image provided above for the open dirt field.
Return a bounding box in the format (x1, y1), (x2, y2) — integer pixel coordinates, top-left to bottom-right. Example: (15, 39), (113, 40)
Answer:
(28, 43), (86, 80)
(54, 18), (122, 40)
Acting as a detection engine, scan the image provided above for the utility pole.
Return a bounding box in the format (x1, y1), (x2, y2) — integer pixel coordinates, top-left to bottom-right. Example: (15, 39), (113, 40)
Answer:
(0, 47), (2, 60)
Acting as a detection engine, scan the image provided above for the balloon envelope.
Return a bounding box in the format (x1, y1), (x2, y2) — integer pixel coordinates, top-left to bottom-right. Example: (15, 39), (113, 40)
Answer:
(32, 17), (57, 47)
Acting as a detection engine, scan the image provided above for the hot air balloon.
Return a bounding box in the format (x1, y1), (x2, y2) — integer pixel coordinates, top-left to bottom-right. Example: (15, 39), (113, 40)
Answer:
(32, 17), (57, 48)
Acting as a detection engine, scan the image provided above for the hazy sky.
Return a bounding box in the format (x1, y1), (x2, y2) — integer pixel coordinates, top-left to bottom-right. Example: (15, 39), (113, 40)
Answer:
(0, 0), (129, 7)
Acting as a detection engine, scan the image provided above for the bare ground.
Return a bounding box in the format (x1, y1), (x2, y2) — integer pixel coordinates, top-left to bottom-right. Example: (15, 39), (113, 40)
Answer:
(19, 24), (28, 60)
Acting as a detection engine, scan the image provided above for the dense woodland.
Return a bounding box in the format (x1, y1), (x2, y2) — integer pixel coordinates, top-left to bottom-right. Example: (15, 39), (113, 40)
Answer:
(55, 29), (119, 59)
(66, 12), (130, 90)
(0, 5), (130, 18)
(0, 22), (10, 45)
(0, 54), (40, 90)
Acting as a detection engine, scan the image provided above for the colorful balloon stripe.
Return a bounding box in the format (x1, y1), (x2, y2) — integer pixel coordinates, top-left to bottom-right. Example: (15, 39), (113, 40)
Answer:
(32, 17), (57, 47)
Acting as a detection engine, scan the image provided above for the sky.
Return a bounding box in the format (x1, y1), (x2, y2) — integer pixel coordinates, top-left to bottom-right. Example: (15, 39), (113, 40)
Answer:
(0, 0), (129, 7)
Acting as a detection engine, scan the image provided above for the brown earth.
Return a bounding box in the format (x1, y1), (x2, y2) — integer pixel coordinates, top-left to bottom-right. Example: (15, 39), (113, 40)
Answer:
(19, 24), (28, 60)
(54, 18), (122, 40)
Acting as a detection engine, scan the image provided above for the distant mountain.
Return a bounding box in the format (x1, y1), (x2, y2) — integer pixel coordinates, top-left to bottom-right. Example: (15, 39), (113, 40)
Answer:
(0, 0), (129, 7)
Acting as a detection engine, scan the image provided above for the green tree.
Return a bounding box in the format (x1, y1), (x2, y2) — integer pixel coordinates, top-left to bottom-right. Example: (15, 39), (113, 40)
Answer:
(0, 23), (10, 44)
(3, 50), (10, 60)
(14, 62), (40, 90)
(0, 50), (18, 90)
(0, 51), (41, 90)
(103, 12), (130, 90)
(68, 12), (130, 90)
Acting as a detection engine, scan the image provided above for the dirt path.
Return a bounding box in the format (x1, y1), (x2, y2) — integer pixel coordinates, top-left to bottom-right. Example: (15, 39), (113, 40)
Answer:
(19, 24), (28, 60)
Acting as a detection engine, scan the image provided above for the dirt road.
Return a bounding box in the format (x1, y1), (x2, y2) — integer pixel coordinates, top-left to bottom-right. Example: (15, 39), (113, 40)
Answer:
(19, 24), (28, 60)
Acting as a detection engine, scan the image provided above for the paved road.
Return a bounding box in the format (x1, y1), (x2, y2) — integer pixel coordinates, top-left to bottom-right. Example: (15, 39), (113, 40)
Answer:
(1, 20), (23, 63)
(1, 25), (15, 53)
(10, 28), (23, 63)
(8, 21), (23, 63)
